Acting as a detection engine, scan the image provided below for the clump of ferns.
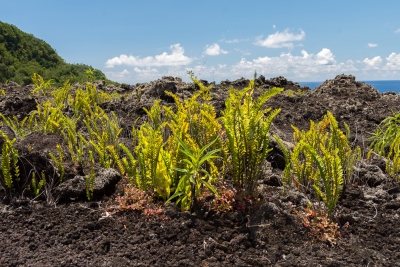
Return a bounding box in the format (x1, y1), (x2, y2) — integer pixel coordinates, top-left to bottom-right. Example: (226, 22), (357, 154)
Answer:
(276, 111), (361, 215)
(31, 73), (53, 97)
(369, 110), (400, 156)
(27, 100), (70, 134)
(116, 81), (224, 211)
(0, 130), (20, 195)
(164, 79), (226, 180)
(123, 100), (173, 202)
(0, 114), (30, 138)
(221, 80), (283, 195)
(368, 110), (400, 180)
(83, 109), (123, 169)
(385, 134), (400, 180)
(162, 80), (226, 209)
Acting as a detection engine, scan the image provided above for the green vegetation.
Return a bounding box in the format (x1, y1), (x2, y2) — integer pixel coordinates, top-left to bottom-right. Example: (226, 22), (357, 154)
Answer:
(0, 21), (114, 85)
(0, 73), (283, 209)
(0, 130), (20, 193)
(277, 111), (361, 215)
(369, 110), (400, 180)
(2, 68), (399, 226)
(222, 81), (282, 194)
(167, 136), (220, 210)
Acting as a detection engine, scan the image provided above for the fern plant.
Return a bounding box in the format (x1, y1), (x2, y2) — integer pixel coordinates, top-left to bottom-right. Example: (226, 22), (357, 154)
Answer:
(386, 134), (400, 180)
(0, 114), (30, 138)
(278, 111), (360, 215)
(119, 143), (137, 184)
(85, 167), (96, 200)
(303, 144), (344, 215)
(283, 111), (360, 188)
(31, 73), (52, 97)
(369, 110), (400, 180)
(0, 130), (20, 191)
(134, 118), (172, 201)
(51, 80), (73, 109)
(369, 110), (400, 156)
(30, 171), (47, 197)
(221, 81), (283, 194)
(163, 79), (225, 190)
(48, 144), (65, 183)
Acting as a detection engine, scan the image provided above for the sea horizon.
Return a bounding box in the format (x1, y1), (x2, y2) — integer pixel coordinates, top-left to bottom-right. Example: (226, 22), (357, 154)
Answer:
(299, 79), (400, 93)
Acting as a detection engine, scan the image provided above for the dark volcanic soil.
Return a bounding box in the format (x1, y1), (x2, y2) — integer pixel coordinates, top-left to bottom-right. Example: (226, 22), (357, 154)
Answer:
(1, 74), (400, 266)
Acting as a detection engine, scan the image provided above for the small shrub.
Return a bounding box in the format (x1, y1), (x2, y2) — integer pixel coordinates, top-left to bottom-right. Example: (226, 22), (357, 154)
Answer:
(114, 185), (153, 212)
(210, 182), (237, 212)
(167, 136), (220, 211)
(292, 203), (349, 246)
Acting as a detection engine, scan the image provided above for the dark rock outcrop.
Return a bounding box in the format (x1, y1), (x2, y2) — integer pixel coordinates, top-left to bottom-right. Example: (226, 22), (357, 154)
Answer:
(53, 168), (121, 201)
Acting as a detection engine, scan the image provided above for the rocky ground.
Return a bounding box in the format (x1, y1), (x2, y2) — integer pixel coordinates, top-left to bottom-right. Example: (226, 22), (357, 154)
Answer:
(1, 74), (400, 266)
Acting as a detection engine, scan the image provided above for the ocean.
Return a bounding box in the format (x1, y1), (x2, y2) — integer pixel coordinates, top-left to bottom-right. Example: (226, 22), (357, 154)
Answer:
(298, 80), (400, 94)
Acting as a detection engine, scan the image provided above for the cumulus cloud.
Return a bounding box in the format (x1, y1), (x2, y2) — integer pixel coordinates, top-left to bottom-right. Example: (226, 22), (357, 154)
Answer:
(255, 29), (305, 48)
(368, 43), (378, 47)
(104, 69), (132, 83)
(133, 67), (158, 74)
(107, 69), (130, 78)
(230, 48), (353, 79)
(316, 48), (335, 65)
(204, 44), (228, 56)
(385, 52), (400, 70)
(395, 28), (400, 34)
(105, 44), (193, 68)
(363, 56), (382, 68)
(301, 50), (310, 58)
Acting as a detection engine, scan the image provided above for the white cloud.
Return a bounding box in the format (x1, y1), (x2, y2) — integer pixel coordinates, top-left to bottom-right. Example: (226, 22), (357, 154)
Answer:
(133, 67), (158, 74)
(272, 25), (276, 29)
(104, 69), (132, 82)
(368, 43), (378, 48)
(363, 56), (382, 69)
(395, 28), (400, 34)
(105, 44), (193, 68)
(301, 50), (310, 58)
(204, 43), (228, 56)
(316, 48), (336, 65)
(385, 52), (400, 70)
(107, 69), (130, 78)
(255, 29), (305, 48)
(230, 48), (353, 80)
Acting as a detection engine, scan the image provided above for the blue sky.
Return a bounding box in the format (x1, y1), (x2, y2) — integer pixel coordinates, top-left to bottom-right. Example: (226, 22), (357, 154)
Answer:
(1, 0), (400, 83)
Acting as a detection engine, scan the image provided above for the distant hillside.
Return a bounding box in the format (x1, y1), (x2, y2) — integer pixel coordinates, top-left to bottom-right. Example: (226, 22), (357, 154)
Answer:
(0, 21), (114, 85)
